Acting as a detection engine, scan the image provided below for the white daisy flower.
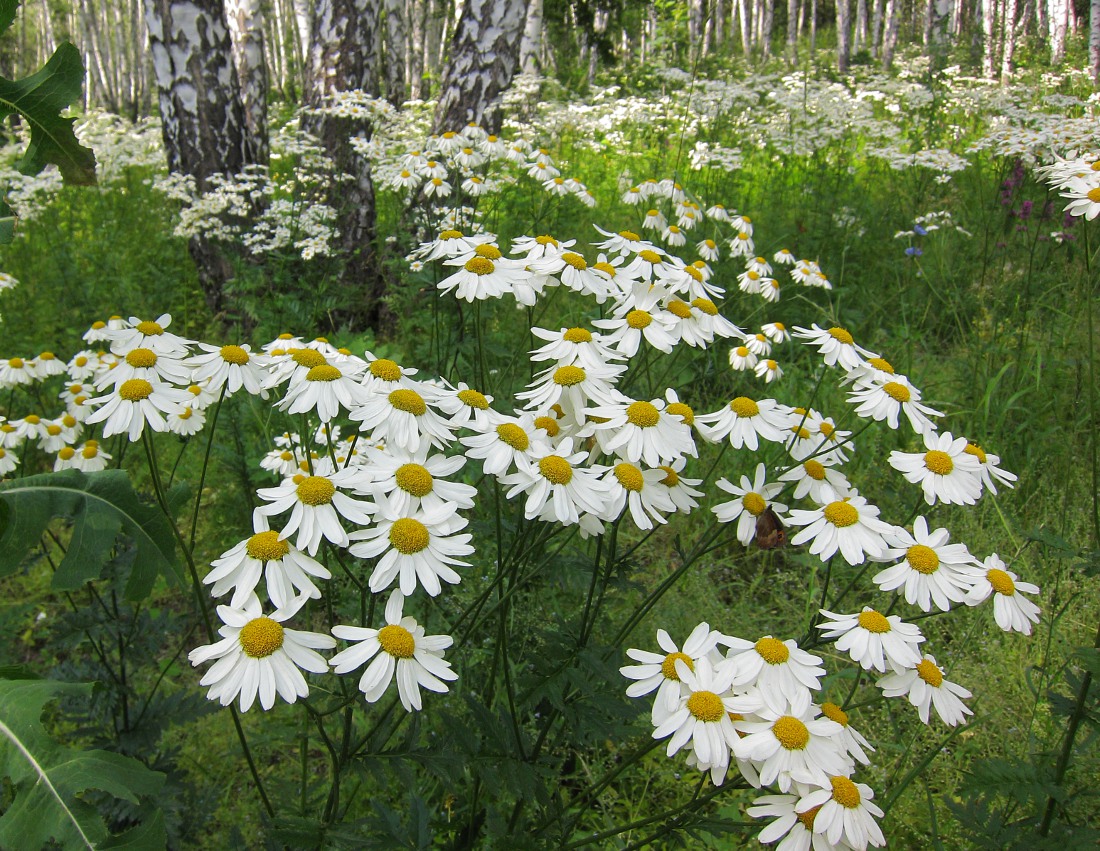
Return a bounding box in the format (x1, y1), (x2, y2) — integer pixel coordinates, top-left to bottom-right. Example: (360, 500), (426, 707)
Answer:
(872, 517), (978, 612)
(593, 284), (679, 356)
(582, 396), (697, 467)
(888, 430), (983, 506)
(653, 457), (705, 514)
(755, 358), (784, 383)
(720, 635), (825, 715)
(819, 701), (874, 766)
(762, 322), (790, 343)
(254, 468), (375, 556)
(349, 499), (473, 597)
(747, 792), (839, 851)
(778, 458), (852, 503)
(279, 359), (369, 423)
(788, 493), (895, 565)
(877, 655), (973, 727)
(816, 607), (925, 674)
(798, 775), (886, 850)
(793, 325), (876, 371)
(528, 326), (623, 371)
(107, 314), (193, 356)
(95, 347), (191, 390)
(963, 441), (1018, 495)
(85, 378), (192, 441)
(728, 344), (759, 371)
(962, 553), (1041, 635)
(734, 703), (848, 792)
(350, 385), (456, 453)
(697, 396), (791, 451)
(498, 438), (610, 527)
(712, 463), (789, 547)
(652, 657), (743, 786)
(330, 590), (457, 712)
(70, 440), (111, 472)
(438, 243), (532, 302)
(516, 361), (625, 427)
(188, 597), (335, 711)
(166, 405), (206, 436)
(0, 447), (19, 477)
(848, 373), (943, 434)
(188, 343), (270, 397)
(460, 413), (548, 477)
(621, 622), (724, 725)
(697, 238), (720, 261)
(600, 459), (678, 530)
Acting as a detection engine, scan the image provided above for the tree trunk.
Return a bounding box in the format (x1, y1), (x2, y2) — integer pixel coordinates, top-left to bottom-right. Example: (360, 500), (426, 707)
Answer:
(689, 0), (705, 61)
(431, 0), (528, 134)
(738, 0), (753, 53)
(787, 0), (799, 59)
(837, 0), (851, 71)
(304, 0), (385, 329)
(408, 0), (425, 97)
(881, 0), (899, 66)
(519, 0), (542, 75)
(1000, 0), (1018, 81)
(761, 0), (774, 55)
(225, 0), (270, 163)
(1091, 0), (1100, 86)
(854, 0), (867, 51)
(145, 0), (255, 318)
(810, 0), (817, 52)
(1049, 0), (1068, 61)
(715, 0), (726, 43)
(384, 0), (407, 104)
(982, 0), (996, 76)
(871, 0), (884, 54)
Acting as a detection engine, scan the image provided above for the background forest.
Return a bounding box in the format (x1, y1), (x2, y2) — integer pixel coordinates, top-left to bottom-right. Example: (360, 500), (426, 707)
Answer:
(0, 0), (1097, 849)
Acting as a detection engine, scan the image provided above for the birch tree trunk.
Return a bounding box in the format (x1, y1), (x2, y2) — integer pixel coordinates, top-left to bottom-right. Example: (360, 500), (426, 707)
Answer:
(1049, 0), (1068, 61)
(145, 0), (255, 317)
(409, 0), (425, 97)
(225, 0), (270, 163)
(810, 0), (817, 52)
(854, 0), (868, 51)
(431, 0), (528, 134)
(761, 0), (774, 56)
(738, 0), (753, 54)
(689, 0), (705, 60)
(1091, 0), (1100, 86)
(303, 0), (385, 326)
(715, 0), (726, 43)
(1000, 0), (1019, 82)
(881, 0), (900, 66)
(292, 0), (311, 79)
(787, 0), (799, 59)
(871, 0), (884, 54)
(384, 0), (406, 105)
(837, 0), (852, 71)
(982, 0), (997, 76)
(519, 0), (542, 75)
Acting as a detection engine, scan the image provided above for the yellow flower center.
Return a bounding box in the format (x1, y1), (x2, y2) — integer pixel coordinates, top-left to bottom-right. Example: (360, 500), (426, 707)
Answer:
(614, 462), (645, 492)
(539, 455), (573, 485)
(924, 449), (954, 475)
(830, 776), (862, 808)
(827, 327), (853, 345)
(119, 379), (153, 401)
(465, 257), (495, 275)
(457, 388), (488, 409)
(81, 444), (99, 459)
(46, 424), (62, 436)
(916, 658), (944, 687)
(625, 400), (659, 428)
(658, 465), (679, 486)
(987, 568), (1016, 595)
(866, 356), (894, 374)
(730, 397), (759, 418)
(773, 715), (810, 750)
(619, 230), (641, 241)
(39, 351), (55, 361)
(743, 492), (767, 516)
(58, 447), (75, 460)
(239, 617), (284, 658)
(907, 544), (940, 574)
(883, 381), (911, 403)
(474, 243), (502, 260)
(534, 415), (560, 436)
(23, 414), (40, 425)
(296, 476), (335, 506)
(964, 442), (988, 463)
(496, 423), (529, 450)
(820, 422), (835, 438)
(804, 460), (826, 480)
(791, 425), (811, 440)
(247, 530), (291, 561)
(686, 690), (725, 722)
(378, 624), (416, 658)
(666, 401), (693, 424)
(563, 327), (593, 344)
(796, 805), (822, 830)
(593, 261), (617, 278)
(1088, 187), (1100, 203)
(217, 344), (248, 365)
(820, 701), (849, 726)
(291, 348), (326, 368)
(135, 320), (164, 336)
(389, 389), (426, 415)
(553, 365), (585, 386)
(661, 651), (694, 680)
(562, 252), (587, 270)
(824, 501), (858, 527)
(395, 463), (434, 497)
(734, 346), (749, 357)
(755, 637), (790, 664)
(62, 415), (76, 427)
(307, 364), (341, 382)
(370, 358), (401, 381)
(626, 309), (652, 329)
(684, 266), (703, 282)
(691, 298), (718, 316)
(536, 234), (558, 246)
(389, 518), (430, 554)
(857, 609), (891, 633)
(667, 300), (692, 319)
(638, 249), (662, 264)
(439, 229), (463, 240)
(125, 348), (157, 368)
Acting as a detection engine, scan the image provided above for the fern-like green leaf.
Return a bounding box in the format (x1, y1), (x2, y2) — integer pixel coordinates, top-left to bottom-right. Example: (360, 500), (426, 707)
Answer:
(0, 469), (181, 600)
(0, 679), (165, 850)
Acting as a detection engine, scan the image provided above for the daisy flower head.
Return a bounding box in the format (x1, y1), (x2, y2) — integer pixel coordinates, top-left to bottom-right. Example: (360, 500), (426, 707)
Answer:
(460, 412), (548, 477)
(189, 343), (269, 397)
(359, 444), (477, 515)
(728, 344), (759, 372)
(600, 458), (678, 530)
(798, 775), (886, 850)
(734, 703), (848, 792)
(793, 325), (876, 371)
(85, 378), (192, 441)
(651, 656), (743, 786)
(762, 322), (791, 343)
(963, 553), (1041, 635)
(582, 396), (697, 467)
(747, 792), (844, 851)
(0, 447), (19, 477)
(888, 430), (983, 506)
(432, 381), (497, 431)
(109, 314), (192, 356)
(789, 491), (894, 566)
(498, 438), (611, 527)
(847, 373), (943, 434)
(877, 655), (973, 727)
(94, 345), (191, 390)
(349, 499), (473, 597)
(755, 358), (784, 383)
(653, 456), (705, 514)
(620, 622), (724, 724)
(27, 351), (66, 379)
(166, 404), (206, 436)
(330, 590), (457, 712)
(350, 383), (456, 452)
(204, 518), (331, 610)
(872, 517), (978, 612)
(1060, 174), (1100, 220)
(592, 291), (679, 357)
(816, 607), (925, 673)
(71, 440), (111, 472)
(438, 242), (532, 303)
(697, 238), (720, 261)
(778, 457), (851, 505)
(515, 360), (625, 428)
(696, 395), (791, 450)
(528, 326), (623, 371)
(773, 247), (796, 265)
(188, 597), (335, 711)
(712, 463), (788, 547)
(254, 467), (375, 556)
(592, 224), (660, 257)
(720, 635), (825, 715)
(819, 701), (874, 766)
(963, 441), (1018, 496)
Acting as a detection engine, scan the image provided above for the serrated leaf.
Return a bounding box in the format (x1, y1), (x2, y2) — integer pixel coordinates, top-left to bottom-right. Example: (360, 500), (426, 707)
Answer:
(0, 679), (165, 850)
(97, 809), (166, 850)
(0, 469), (181, 600)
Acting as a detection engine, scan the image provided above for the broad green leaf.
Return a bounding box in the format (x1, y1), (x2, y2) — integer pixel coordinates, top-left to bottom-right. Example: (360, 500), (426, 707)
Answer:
(0, 679), (165, 850)
(0, 0), (16, 33)
(0, 469), (181, 600)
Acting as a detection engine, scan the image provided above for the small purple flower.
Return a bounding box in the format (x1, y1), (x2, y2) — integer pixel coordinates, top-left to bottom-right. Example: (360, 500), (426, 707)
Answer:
(913, 224), (928, 236)
(905, 246), (923, 257)
(1018, 200), (1033, 220)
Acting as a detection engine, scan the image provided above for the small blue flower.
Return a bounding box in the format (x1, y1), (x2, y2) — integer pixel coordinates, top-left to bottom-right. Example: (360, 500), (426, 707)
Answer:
(905, 246), (923, 257)
(913, 225), (928, 236)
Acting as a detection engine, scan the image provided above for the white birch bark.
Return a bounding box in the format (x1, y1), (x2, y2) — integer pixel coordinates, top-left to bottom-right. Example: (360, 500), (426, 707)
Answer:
(1049, 0), (1068, 61)
(871, 0), (884, 54)
(837, 0), (852, 71)
(225, 0), (270, 163)
(982, 0), (997, 76)
(788, 0), (799, 59)
(519, 0), (542, 75)
(854, 0), (867, 51)
(761, 0), (774, 55)
(384, 0), (407, 104)
(881, 0), (899, 66)
(1091, 0), (1100, 85)
(1000, 0), (1019, 82)
(409, 0), (425, 97)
